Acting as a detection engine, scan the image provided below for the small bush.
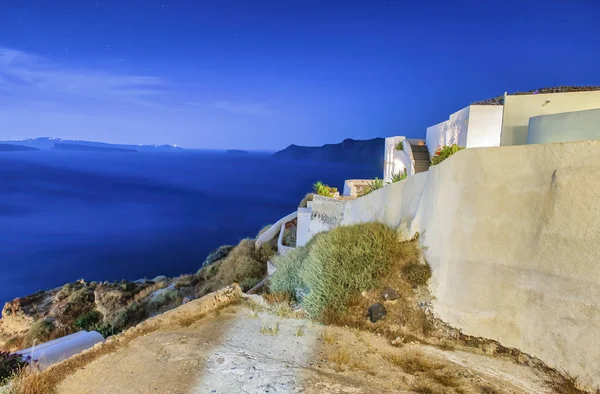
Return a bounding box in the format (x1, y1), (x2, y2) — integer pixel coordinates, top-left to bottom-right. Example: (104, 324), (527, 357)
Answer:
(402, 262), (432, 287)
(198, 261), (222, 280)
(359, 178), (385, 196)
(1, 351), (26, 384)
(73, 310), (102, 331)
(93, 323), (116, 338)
(108, 303), (147, 332)
(431, 144), (464, 165)
(27, 318), (55, 345)
(395, 141), (404, 151)
(313, 181), (338, 198)
(147, 289), (180, 315)
(269, 246), (310, 295)
(202, 245), (234, 268)
(239, 277), (262, 291)
(299, 223), (407, 319)
(298, 193), (313, 208)
(282, 226), (297, 247)
(392, 169), (408, 183)
(197, 239), (270, 296)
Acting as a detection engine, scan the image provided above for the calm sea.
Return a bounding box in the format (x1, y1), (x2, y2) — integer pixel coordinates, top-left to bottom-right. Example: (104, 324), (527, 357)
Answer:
(0, 150), (379, 306)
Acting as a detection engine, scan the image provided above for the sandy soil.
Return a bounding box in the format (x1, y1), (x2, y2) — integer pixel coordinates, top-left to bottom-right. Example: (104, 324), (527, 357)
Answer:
(57, 301), (556, 394)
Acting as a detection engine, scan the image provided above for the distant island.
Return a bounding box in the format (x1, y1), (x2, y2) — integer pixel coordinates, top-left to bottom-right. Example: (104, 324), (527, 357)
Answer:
(0, 144), (39, 152)
(274, 138), (385, 169)
(226, 149), (249, 155)
(0, 137), (183, 152)
(52, 143), (137, 152)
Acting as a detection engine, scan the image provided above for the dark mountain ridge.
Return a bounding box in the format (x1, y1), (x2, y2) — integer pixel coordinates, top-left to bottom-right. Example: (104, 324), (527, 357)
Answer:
(274, 138), (385, 169)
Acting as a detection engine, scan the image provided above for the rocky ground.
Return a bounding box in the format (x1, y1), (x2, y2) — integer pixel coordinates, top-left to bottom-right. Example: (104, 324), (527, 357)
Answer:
(54, 298), (557, 394)
(0, 228), (278, 354)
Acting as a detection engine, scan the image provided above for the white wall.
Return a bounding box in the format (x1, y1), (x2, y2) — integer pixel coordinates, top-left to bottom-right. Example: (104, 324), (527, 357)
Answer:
(295, 208), (311, 247)
(501, 91), (600, 146)
(307, 195), (346, 240)
(384, 136), (413, 182)
(466, 105), (503, 148)
(528, 108), (600, 144)
(306, 141), (600, 390)
(426, 106), (470, 157)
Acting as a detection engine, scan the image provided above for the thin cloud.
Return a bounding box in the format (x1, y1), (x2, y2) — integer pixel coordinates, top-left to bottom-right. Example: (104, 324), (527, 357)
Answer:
(213, 100), (273, 117)
(0, 47), (168, 106)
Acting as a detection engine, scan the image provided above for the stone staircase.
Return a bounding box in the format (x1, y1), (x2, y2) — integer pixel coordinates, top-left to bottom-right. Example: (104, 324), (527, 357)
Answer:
(410, 143), (431, 174)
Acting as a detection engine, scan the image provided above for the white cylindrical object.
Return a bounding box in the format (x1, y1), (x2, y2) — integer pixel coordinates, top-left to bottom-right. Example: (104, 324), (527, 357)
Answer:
(16, 330), (105, 370)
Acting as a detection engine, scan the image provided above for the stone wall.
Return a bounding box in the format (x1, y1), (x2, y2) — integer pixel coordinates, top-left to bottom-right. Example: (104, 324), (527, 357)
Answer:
(307, 140), (600, 390)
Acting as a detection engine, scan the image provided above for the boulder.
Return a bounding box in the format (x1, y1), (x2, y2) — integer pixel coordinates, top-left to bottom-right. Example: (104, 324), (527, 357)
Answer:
(368, 303), (387, 323)
(381, 287), (399, 301)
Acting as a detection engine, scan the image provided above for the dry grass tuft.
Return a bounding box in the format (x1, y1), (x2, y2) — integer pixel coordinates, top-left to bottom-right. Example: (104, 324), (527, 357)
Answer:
(295, 325), (305, 337)
(130, 281), (167, 304)
(321, 330), (337, 345)
(327, 348), (351, 372)
(402, 262), (432, 288)
(259, 323), (280, 336)
(298, 193), (314, 208)
(545, 371), (589, 394)
(383, 351), (442, 374)
(197, 239), (273, 296)
(478, 384), (500, 394)
(263, 292), (291, 304)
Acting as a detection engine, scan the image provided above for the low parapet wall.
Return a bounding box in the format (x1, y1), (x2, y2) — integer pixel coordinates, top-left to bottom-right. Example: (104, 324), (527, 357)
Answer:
(309, 140), (600, 390)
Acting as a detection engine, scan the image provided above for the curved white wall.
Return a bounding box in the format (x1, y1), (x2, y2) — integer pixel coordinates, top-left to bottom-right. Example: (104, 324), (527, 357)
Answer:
(528, 108), (600, 144)
(307, 141), (600, 390)
(384, 136), (414, 183)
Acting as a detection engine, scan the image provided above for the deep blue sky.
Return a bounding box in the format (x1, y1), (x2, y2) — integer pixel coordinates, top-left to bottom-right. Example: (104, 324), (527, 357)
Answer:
(1, 0), (599, 150)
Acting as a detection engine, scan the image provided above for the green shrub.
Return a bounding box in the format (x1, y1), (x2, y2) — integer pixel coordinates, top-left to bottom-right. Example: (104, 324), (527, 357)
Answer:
(147, 289), (180, 315)
(359, 178), (385, 196)
(395, 141), (404, 151)
(391, 169), (408, 183)
(269, 246), (311, 295)
(198, 261), (222, 279)
(239, 277), (262, 291)
(283, 226), (297, 247)
(202, 245), (234, 268)
(1, 351), (26, 384)
(299, 223), (408, 319)
(93, 323), (116, 338)
(74, 310), (102, 331)
(109, 303), (147, 332)
(313, 181), (338, 198)
(431, 144), (464, 165)
(298, 193), (314, 208)
(27, 318), (55, 345)
(402, 262), (432, 287)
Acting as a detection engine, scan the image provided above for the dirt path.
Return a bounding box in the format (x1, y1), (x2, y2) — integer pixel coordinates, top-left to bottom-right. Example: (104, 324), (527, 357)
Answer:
(57, 302), (556, 394)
